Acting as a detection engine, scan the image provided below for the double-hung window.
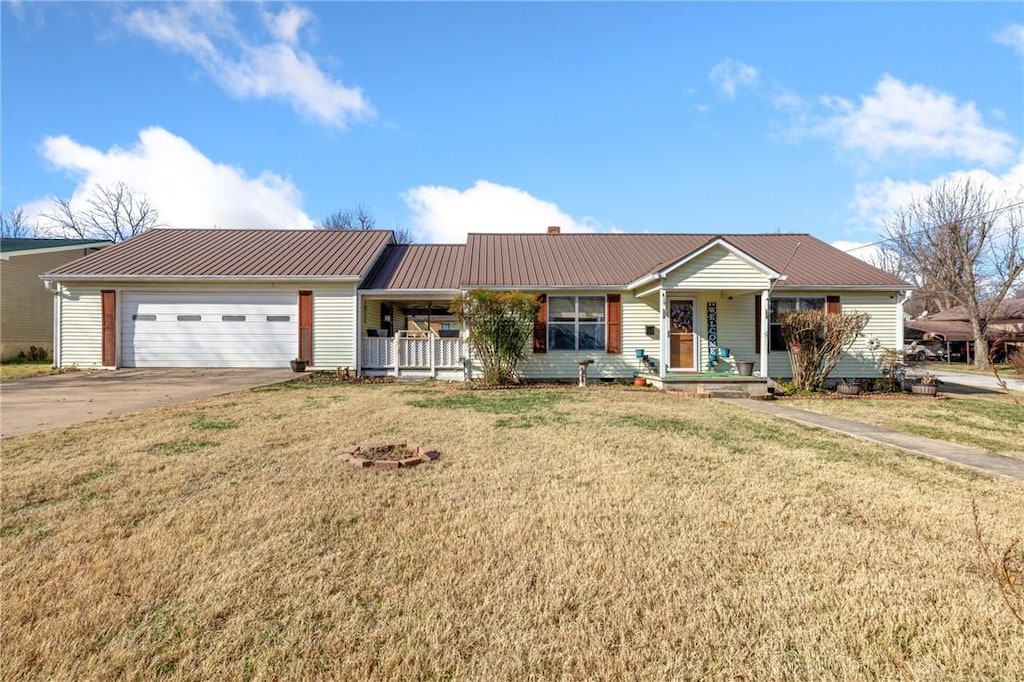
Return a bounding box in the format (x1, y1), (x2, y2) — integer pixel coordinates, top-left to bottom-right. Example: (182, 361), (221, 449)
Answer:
(769, 297), (824, 350)
(549, 296), (606, 351)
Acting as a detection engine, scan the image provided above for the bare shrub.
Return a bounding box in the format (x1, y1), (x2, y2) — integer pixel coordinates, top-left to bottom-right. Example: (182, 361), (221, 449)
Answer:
(781, 309), (870, 391)
(451, 290), (540, 385)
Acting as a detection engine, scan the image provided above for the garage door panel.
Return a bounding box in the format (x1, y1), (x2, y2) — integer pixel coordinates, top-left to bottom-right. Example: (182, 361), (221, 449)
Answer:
(121, 293), (299, 368)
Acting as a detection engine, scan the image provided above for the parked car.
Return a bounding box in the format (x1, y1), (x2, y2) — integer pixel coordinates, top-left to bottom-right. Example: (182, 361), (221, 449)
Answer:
(904, 339), (946, 361)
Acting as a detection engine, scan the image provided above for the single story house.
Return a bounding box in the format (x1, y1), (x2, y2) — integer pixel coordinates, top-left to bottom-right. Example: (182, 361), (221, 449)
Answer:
(42, 227), (910, 388)
(1, 237), (111, 359)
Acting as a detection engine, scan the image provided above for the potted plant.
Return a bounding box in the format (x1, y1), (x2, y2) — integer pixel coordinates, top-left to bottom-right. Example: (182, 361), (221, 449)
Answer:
(633, 373), (647, 387)
(835, 379), (861, 396)
(290, 358), (307, 372)
(910, 371), (938, 396)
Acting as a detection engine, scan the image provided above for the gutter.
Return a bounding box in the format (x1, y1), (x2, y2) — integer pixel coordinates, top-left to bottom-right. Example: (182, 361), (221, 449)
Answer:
(40, 274), (363, 284)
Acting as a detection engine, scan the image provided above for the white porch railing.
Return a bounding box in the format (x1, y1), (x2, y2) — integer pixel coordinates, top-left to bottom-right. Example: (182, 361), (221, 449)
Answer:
(360, 331), (466, 376)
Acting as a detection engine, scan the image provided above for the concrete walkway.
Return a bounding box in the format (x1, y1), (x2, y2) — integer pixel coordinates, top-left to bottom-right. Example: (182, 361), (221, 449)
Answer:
(723, 398), (1024, 482)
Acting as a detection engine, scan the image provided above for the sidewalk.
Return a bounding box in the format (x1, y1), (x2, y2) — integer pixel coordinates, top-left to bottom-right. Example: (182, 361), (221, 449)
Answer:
(723, 399), (1024, 482)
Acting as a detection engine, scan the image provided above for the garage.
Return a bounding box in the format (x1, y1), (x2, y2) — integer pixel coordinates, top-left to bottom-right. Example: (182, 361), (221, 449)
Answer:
(120, 292), (298, 368)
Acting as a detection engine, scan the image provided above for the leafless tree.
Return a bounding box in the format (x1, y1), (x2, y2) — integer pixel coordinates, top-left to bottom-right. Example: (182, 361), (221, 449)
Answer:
(42, 182), (160, 242)
(883, 179), (1024, 369)
(316, 205), (412, 244)
(0, 206), (34, 238)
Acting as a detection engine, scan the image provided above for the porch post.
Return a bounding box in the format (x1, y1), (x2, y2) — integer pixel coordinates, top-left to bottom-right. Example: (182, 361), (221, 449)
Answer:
(896, 291), (906, 360)
(760, 288), (770, 378)
(355, 292), (363, 377)
(429, 333), (436, 378)
(659, 289), (667, 380)
(394, 331), (401, 376)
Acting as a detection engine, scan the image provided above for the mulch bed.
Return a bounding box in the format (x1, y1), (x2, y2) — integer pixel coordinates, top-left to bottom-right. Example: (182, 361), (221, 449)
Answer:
(778, 393), (950, 401)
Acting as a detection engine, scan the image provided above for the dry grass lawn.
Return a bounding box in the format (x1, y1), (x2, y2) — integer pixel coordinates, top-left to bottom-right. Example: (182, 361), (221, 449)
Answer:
(0, 361), (54, 382)
(788, 394), (1024, 460)
(3, 380), (1024, 680)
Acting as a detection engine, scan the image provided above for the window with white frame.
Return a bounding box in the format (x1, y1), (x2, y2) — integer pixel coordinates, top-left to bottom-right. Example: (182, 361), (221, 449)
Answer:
(769, 297), (824, 350)
(549, 296), (606, 351)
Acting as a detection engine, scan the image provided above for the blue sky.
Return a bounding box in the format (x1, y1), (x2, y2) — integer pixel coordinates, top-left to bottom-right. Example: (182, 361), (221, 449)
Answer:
(2, 2), (1022, 251)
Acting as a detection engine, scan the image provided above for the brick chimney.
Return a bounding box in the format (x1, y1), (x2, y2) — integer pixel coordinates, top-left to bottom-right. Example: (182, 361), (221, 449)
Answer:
(547, 225), (561, 234)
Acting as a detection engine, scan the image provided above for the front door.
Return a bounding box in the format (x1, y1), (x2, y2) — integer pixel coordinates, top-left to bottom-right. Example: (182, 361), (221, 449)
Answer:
(669, 299), (695, 370)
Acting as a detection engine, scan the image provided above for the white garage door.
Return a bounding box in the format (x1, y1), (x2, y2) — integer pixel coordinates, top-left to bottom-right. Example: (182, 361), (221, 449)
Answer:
(121, 293), (299, 368)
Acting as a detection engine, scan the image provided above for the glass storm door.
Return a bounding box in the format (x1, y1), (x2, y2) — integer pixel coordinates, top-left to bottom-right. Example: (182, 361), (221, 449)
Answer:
(669, 299), (695, 370)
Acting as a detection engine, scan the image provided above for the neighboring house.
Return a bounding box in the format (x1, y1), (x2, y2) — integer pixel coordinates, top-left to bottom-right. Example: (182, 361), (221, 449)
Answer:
(906, 298), (1024, 362)
(42, 227), (910, 389)
(1, 237), (111, 359)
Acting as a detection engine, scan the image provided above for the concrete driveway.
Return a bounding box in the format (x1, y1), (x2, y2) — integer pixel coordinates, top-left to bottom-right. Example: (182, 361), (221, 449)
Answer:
(1, 368), (296, 438)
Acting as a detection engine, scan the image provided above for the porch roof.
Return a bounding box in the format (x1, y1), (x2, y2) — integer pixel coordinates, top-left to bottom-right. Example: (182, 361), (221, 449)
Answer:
(361, 244), (465, 291)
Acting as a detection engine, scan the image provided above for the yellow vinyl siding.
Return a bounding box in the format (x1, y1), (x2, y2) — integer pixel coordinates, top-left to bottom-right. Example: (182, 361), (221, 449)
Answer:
(517, 290), (659, 380)
(362, 299), (382, 332)
(763, 289), (901, 379)
(59, 286), (103, 367)
(663, 246), (771, 290)
(312, 285), (356, 368)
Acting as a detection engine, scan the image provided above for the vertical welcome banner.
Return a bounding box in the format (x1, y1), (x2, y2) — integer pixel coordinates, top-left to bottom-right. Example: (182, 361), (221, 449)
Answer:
(707, 302), (718, 358)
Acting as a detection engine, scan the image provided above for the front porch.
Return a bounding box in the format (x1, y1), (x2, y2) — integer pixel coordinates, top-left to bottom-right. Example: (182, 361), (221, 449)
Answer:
(360, 330), (468, 380)
(359, 295), (468, 380)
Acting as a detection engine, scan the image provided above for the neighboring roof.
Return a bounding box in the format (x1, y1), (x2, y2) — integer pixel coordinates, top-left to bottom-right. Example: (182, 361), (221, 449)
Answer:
(362, 244), (465, 291)
(45, 229), (394, 280)
(1, 237), (111, 255)
(905, 319), (1024, 342)
(461, 233), (909, 289)
(906, 298), (1024, 342)
(924, 298), (1024, 322)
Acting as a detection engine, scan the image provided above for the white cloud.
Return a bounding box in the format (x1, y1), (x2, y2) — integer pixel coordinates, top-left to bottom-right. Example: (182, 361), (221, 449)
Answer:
(994, 23), (1024, 56)
(28, 127), (314, 231)
(262, 5), (312, 44)
(708, 58), (758, 99)
(830, 240), (883, 265)
(403, 180), (596, 243)
(817, 75), (1015, 166)
(850, 149), (1024, 231)
(122, 2), (372, 128)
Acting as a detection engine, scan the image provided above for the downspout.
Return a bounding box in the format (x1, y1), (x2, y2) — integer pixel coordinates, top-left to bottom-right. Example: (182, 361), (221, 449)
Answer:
(355, 290), (363, 377)
(760, 288), (770, 379)
(895, 291), (907, 361)
(51, 281), (62, 368)
(659, 288), (667, 381)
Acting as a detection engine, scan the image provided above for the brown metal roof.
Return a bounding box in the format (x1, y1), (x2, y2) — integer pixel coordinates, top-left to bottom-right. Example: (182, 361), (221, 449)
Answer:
(905, 319), (1024, 342)
(925, 298), (1024, 321)
(362, 244), (465, 290)
(45, 228), (393, 279)
(461, 233), (909, 288)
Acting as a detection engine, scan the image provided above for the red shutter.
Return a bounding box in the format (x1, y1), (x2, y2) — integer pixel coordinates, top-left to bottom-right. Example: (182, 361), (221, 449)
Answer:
(298, 291), (313, 363)
(533, 294), (547, 354)
(101, 290), (116, 367)
(826, 295), (841, 315)
(606, 294), (621, 354)
(754, 294), (762, 355)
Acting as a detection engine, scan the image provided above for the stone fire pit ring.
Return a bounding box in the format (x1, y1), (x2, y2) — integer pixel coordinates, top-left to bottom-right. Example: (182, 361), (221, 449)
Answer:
(341, 442), (440, 469)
